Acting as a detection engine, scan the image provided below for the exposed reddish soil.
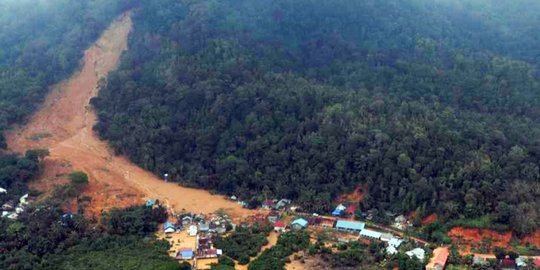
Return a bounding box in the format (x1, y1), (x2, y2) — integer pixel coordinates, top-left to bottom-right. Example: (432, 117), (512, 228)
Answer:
(422, 213), (438, 225)
(522, 230), (540, 248)
(449, 227), (540, 252)
(449, 227), (513, 250)
(5, 13), (252, 220)
(336, 185), (366, 204)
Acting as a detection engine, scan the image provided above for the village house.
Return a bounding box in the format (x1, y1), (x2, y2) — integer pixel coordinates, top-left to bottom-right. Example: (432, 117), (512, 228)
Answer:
(473, 255), (489, 266)
(360, 229), (382, 239)
(145, 199), (157, 207)
(332, 204), (346, 216)
(515, 257), (527, 268)
(188, 225), (198, 236)
(164, 222), (176, 234)
(276, 199), (292, 210)
(262, 200), (275, 209)
(344, 205), (356, 216)
(2, 201), (14, 211)
(274, 221), (287, 232)
(386, 237), (403, 255)
(380, 233), (393, 242)
(533, 258), (540, 268)
(176, 248), (194, 260)
(335, 220), (365, 232)
(388, 238), (403, 248)
(500, 258), (517, 270)
(406, 248), (425, 261)
(181, 215), (193, 226)
(291, 218), (308, 230)
(198, 237), (212, 250)
(199, 223), (210, 233)
(386, 245), (398, 255)
(267, 211), (280, 223)
(197, 248), (222, 259)
(392, 215), (407, 230)
(209, 221), (227, 234)
(426, 247), (449, 270)
(0, 187), (6, 193)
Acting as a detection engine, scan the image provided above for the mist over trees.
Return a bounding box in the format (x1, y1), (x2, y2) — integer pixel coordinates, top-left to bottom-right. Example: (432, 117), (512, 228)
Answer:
(0, 0), (136, 147)
(89, 0), (540, 235)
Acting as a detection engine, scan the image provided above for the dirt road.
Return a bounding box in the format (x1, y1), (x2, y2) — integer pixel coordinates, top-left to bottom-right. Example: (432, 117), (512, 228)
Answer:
(5, 13), (251, 219)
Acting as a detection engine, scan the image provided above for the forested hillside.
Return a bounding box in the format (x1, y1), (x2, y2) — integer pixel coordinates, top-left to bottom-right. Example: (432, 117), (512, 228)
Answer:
(0, 204), (177, 269)
(0, 0), (136, 148)
(93, 0), (540, 235)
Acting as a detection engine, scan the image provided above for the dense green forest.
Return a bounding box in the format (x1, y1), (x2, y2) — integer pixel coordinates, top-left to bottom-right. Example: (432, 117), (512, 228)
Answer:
(93, 0), (540, 236)
(0, 0), (136, 148)
(0, 203), (177, 270)
(0, 151), (177, 269)
(92, 0), (540, 236)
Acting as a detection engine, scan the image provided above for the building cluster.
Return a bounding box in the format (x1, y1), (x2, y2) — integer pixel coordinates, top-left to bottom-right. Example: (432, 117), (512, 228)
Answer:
(149, 199), (231, 270)
(1, 193), (31, 220)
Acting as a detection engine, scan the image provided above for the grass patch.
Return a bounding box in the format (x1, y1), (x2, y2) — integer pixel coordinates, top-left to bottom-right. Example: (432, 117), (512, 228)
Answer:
(448, 215), (508, 232)
(28, 132), (52, 141)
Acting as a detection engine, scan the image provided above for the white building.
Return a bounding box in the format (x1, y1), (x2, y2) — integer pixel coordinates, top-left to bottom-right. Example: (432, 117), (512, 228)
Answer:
(388, 238), (403, 248)
(406, 248), (425, 261)
(360, 229), (382, 239)
(0, 187), (6, 194)
(387, 245), (398, 255)
(380, 233), (393, 242)
(188, 225), (198, 236)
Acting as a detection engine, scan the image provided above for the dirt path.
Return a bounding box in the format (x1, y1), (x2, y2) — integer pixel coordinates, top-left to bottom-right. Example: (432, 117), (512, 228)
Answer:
(5, 12), (251, 220)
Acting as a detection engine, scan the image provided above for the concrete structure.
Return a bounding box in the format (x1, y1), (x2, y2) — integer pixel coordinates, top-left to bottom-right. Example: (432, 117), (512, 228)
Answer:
(145, 199), (157, 207)
(188, 225), (198, 236)
(335, 220), (365, 232)
(380, 233), (393, 242)
(360, 229), (382, 239)
(388, 238), (403, 248)
(406, 248), (425, 261)
(291, 218), (308, 230)
(274, 221), (287, 232)
(386, 245), (398, 255)
(332, 204), (346, 216)
(176, 248), (194, 260)
(164, 221), (176, 233)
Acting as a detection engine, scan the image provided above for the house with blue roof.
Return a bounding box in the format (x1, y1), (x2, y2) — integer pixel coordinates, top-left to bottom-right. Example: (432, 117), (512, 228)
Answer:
(291, 218), (309, 230)
(335, 220), (365, 232)
(145, 199), (157, 207)
(164, 221), (176, 233)
(332, 204), (346, 216)
(176, 248), (194, 260)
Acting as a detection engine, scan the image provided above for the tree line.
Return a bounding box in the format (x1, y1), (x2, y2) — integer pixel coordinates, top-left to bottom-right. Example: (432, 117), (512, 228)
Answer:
(93, 0), (540, 236)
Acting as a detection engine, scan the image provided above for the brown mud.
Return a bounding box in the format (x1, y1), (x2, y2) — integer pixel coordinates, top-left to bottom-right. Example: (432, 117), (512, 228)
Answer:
(6, 13), (251, 220)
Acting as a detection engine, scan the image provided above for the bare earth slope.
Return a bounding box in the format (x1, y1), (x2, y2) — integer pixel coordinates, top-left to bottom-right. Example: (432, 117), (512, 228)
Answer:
(6, 13), (251, 219)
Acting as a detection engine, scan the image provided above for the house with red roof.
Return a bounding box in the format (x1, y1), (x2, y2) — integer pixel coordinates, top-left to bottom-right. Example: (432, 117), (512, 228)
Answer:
(533, 258), (540, 267)
(345, 205), (357, 215)
(274, 221), (287, 232)
(426, 247), (449, 270)
(499, 258), (516, 270)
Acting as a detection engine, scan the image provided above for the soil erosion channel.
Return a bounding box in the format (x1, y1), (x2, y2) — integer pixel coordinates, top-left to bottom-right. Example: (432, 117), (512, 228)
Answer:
(6, 13), (251, 219)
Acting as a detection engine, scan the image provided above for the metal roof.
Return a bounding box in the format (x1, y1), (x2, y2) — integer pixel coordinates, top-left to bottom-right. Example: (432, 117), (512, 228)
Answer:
(360, 229), (382, 238)
(335, 220), (365, 231)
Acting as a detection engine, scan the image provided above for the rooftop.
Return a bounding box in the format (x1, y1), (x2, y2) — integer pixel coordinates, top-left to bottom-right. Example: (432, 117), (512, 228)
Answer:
(274, 221), (287, 228)
(335, 220), (365, 231)
(291, 218), (308, 227)
(426, 247), (449, 269)
(360, 229), (382, 238)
